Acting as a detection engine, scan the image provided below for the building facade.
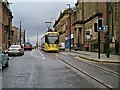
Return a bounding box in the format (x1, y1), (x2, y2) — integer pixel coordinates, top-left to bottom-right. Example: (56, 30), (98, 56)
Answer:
(54, 9), (69, 48)
(0, 0), (13, 50)
(54, 1), (120, 54)
(10, 26), (25, 46)
(74, 1), (106, 52)
(109, 2), (120, 54)
(11, 26), (20, 45)
(73, 1), (84, 50)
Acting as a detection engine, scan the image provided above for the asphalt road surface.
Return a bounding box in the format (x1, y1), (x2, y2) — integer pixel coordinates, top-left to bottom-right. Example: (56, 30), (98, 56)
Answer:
(2, 49), (120, 89)
(2, 49), (98, 88)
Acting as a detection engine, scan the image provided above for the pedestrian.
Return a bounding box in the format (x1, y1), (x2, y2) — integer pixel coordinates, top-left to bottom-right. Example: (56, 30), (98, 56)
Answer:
(85, 43), (89, 51)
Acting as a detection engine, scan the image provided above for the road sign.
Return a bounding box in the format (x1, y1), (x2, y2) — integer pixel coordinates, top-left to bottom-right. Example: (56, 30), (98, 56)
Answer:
(98, 26), (108, 32)
(103, 26), (108, 32)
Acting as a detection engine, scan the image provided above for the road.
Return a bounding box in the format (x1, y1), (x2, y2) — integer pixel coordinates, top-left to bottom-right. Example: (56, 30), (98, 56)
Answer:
(2, 49), (120, 89)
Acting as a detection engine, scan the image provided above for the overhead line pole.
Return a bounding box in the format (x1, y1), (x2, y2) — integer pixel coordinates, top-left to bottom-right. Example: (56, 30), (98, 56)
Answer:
(106, 1), (110, 58)
(67, 4), (71, 51)
(37, 32), (38, 49)
(20, 21), (21, 45)
(24, 30), (25, 45)
(8, 16), (11, 48)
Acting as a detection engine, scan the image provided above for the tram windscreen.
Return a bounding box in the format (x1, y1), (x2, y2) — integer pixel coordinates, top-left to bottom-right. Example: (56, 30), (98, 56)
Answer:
(47, 34), (59, 44)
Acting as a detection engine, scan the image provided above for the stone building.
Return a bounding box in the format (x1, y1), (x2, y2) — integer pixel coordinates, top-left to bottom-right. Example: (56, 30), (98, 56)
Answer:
(54, 9), (69, 48)
(73, 1), (106, 52)
(0, 0), (13, 50)
(109, 2), (120, 54)
(73, 1), (84, 50)
(10, 26), (20, 45)
(54, 1), (120, 53)
(10, 26), (25, 45)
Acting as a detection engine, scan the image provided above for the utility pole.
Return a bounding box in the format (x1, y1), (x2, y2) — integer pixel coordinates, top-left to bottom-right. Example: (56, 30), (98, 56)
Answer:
(8, 16), (11, 48)
(37, 32), (38, 49)
(20, 21), (21, 45)
(67, 4), (71, 51)
(24, 30), (25, 45)
(106, 1), (110, 58)
(98, 18), (102, 59)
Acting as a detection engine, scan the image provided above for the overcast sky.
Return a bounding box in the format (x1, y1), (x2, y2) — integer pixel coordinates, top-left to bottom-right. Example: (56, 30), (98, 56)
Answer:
(8, 0), (76, 46)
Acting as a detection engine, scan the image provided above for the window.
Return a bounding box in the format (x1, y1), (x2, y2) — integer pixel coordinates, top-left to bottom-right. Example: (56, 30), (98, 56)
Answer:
(86, 31), (90, 35)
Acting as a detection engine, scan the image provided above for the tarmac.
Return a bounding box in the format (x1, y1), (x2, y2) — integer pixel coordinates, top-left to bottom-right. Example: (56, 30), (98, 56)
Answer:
(64, 49), (120, 64)
(8, 49), (120, 64)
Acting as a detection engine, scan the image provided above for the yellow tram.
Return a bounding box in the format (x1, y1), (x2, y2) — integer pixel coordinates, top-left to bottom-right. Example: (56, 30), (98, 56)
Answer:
(41, 32), (59, 52)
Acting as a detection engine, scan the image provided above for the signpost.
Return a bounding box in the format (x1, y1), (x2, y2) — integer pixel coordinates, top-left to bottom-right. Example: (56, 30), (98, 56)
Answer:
(97, 26), (108, 32)
(94, 18), (108, 59)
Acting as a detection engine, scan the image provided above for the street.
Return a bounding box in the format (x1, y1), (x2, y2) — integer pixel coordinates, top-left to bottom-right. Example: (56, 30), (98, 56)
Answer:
(2, 50), (119, 88)
(2, 49), (96, 88)
(1, 1), (120, 90)
(2, 49), (120, 89)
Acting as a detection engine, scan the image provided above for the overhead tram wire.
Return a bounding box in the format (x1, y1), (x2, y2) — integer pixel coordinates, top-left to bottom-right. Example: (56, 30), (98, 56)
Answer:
(50, 0), (61, 23)
(50, 0), (75, 27)
(10, 6), (24, 22)
(10, 6), (28, 30)
(10, 5), (29, 44)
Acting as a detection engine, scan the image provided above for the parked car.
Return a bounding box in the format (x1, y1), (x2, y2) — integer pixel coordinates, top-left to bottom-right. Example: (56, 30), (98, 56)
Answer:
(59, 42), (65, 50)
(8, 45), (24, 56)
(0, 47), (9, 68)
(24, 42), (33, 51)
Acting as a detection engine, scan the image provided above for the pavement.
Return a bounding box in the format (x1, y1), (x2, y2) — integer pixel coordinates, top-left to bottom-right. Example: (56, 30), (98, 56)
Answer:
(65, 49), (120, 64)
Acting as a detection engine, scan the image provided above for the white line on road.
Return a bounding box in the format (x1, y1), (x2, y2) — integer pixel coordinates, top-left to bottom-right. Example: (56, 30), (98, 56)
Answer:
(30, 50), (34, 57)
(38, 50), (45, 60)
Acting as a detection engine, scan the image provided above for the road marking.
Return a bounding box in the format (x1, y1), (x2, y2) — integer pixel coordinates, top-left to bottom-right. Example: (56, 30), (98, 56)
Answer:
(38, 50), (45, 60)
(30, 50), (34, 57)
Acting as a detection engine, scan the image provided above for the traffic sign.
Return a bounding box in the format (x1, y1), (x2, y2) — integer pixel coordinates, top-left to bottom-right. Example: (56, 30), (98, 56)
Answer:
(97, 26), (108, 32)
(103, 26), (108, 31)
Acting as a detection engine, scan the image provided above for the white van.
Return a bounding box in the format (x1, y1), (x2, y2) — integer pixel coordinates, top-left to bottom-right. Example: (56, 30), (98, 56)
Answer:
(59, 42), (65, 50)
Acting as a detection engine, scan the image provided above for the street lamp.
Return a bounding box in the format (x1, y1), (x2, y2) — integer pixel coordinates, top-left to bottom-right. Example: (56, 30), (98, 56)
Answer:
(20, 21), (21, 45)
(8, 16), (11, 48)
(106, 1), (110, 58)
(67, 4), (71, 51)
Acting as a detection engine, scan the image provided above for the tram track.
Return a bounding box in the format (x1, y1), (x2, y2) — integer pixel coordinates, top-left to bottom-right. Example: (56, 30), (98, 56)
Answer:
(60, 52), (120, 77)
(48, 52), (119, 89)
(63, 52), (120, 77)
(73, 56), (120, 77)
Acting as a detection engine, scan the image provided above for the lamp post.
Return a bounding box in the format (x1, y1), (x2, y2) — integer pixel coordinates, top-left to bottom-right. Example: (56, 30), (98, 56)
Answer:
(20, 21), (21, 45)
(106, 1), (110, 58)
(37, 32), (38, 49)
(67, 4), (71, 51)
(8, 16), (11, 48)
(24, 29), (25, 45)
